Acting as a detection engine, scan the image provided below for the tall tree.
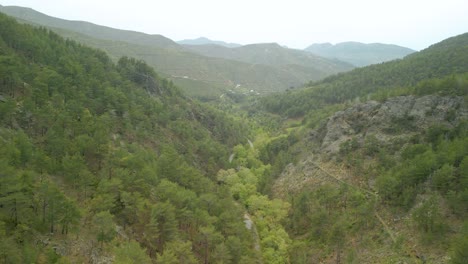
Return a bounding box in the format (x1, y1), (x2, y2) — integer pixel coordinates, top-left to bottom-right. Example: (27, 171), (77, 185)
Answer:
(92, 211), (116, 248)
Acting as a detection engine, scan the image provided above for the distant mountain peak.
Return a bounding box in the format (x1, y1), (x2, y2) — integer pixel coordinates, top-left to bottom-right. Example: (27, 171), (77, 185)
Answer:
(308, 42), (333, 48)
(177, 37), (242, 48)
(245, 42), (281, 47)
(1, 5), (353, 96)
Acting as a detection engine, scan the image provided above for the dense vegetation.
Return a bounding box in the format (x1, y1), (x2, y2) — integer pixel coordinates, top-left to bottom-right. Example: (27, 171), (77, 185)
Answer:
(0, 13), (262, 263)
(255, 32), (468, 263)
(1, 8), (467, 264)
(284, 120), (467, 263)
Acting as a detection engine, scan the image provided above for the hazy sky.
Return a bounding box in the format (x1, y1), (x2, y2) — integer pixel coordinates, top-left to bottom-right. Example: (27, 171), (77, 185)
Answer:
(1, 0), (467, 50)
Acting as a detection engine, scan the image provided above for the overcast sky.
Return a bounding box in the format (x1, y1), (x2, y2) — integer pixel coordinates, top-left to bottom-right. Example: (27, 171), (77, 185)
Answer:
(1, 0), (467, 50)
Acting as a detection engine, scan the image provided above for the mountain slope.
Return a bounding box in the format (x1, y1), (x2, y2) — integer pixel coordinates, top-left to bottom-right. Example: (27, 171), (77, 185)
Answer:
(0, 5), (181, 50)
(305, 41), (415, 66)
(254, 33), (468, 263)
(0, 5), (353, 98)
(274, 93), (467, 262)
(177, 37), (242, 48)
(48, 25), (334, 95)
(261, 32), (468, 117)
(0, 12), (261, 263)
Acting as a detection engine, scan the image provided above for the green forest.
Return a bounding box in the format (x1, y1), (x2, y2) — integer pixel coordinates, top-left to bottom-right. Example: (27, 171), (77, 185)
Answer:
(0, 11), (467, 264)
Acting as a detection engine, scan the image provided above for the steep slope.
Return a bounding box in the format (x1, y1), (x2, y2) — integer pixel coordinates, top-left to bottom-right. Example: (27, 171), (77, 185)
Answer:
(177, 37), (242, 48)
(0, 13), (261, 263)
(0, 5), (353, 98)
(253, 33), (468, 263)
(272, 92), (467, 263)
(305, 41), (415, 66)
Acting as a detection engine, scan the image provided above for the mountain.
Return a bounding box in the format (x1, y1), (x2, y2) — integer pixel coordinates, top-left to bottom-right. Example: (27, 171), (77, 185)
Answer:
(183, 42), (353, 73)
(305, 41), (415, 66)
(0, 12), (264, 263)
(177, 37), (242, 48)
(257, 33), (468, 262)
(46, 26), (340, 97)
(262, 32), (468, 117)
(0, 5), (353, 99)
(0, 5), (181, 50)
(1, 7), (468, 263)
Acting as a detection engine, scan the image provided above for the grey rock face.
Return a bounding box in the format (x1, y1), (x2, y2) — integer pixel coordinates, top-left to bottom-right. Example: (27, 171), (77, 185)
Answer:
(314, 95), (466, 155)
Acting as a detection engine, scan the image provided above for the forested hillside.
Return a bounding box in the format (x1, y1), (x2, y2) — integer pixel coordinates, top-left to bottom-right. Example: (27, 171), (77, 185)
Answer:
(1, 7), (467, 264)
(253, 32), (468, 263)
(0, 5), (353, 99)
(260, 32), (468, 118)
(0, 13), (264, 263)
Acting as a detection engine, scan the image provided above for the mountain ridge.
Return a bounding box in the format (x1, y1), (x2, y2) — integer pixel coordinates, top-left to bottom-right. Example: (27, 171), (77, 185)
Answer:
(183, 42), (353, 74)
(0, 5), (353, 98)
(0, 5), (181, 50)
(177, 37), (242, 48)
(261, 32), (468, 117)
(305, 41), (415, 66)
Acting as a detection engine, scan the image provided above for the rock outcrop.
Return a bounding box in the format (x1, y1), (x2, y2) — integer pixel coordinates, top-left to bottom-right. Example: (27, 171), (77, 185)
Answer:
(312, 95), (466, 155)
(273, 95), (467, 198)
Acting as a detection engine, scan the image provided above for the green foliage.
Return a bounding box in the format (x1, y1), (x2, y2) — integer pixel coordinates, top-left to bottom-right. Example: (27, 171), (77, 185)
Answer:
(113, 240), (152, 264)
(218, 141), (291, 263)
(0, 235), (23, 264)
(93, 211), (116, 247)
(288, 184), (376, 262)
(450, 222), (468, 264)
(412, 195), (445, 235)
(149, 202), (178, 253)
(156, 241), (198, 264)
(374, 126), (467, 209)
(0, 9), (466, 263)
(0, 13), (257, 263)
(432, 164), (455, 193)
(401, 144), (430, 160)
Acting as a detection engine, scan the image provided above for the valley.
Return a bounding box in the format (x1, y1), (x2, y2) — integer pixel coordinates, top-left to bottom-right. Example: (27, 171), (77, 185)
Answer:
(0, 5), (467, 264)
(0, 5), (353, 100)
